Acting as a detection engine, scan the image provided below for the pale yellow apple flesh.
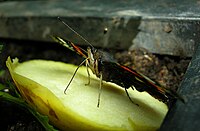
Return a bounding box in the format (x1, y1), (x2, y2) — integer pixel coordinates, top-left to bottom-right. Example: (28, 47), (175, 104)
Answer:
(6, 57), (168, 130)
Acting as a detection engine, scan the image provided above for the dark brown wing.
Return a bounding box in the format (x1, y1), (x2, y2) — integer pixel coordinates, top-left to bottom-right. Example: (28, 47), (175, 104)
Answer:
(100, 61), (184, 104)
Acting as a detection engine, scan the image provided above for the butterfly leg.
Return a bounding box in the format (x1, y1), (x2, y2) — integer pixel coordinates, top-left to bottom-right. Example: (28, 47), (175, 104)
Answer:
(124, 88), (139, 106)
(97, 72), (103, 108)
(64, 59), (87, 94)
(85, 59), (91, 86)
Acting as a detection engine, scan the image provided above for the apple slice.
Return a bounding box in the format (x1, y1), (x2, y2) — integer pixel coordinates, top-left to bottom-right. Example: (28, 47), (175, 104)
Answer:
(6, 57), (168, 130)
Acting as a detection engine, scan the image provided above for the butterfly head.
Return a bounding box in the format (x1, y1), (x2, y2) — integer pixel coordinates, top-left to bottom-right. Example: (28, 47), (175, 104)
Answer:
(87, 47), (101, 78)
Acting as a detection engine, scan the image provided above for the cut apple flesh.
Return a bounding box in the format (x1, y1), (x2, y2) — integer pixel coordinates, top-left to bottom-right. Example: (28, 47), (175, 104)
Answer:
(6, 57), (168, 130)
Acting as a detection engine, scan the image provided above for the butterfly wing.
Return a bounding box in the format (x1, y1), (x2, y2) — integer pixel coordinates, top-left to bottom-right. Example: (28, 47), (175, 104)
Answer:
(51, 36), (87, 58)
(101, 61), (184, 104)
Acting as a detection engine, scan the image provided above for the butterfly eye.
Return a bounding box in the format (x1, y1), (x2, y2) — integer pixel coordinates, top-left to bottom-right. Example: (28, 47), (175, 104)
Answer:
(87, 47), (91, 50)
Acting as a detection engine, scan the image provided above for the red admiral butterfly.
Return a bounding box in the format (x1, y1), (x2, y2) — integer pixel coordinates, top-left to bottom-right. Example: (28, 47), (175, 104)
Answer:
(51, 18), (184, 107)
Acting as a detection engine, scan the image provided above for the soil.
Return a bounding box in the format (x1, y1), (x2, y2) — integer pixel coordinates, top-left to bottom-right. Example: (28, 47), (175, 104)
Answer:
(115, 49), (190, 91)
(0, 40), (191, 130)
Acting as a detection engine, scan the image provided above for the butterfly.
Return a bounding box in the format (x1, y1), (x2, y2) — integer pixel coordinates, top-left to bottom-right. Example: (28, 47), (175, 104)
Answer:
(51, 35), (185, 107)
(51, 17), (184, 107)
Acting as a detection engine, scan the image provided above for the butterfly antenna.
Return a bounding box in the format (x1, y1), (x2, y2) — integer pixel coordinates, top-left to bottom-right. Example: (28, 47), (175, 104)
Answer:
(57, 17), (94, 49)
